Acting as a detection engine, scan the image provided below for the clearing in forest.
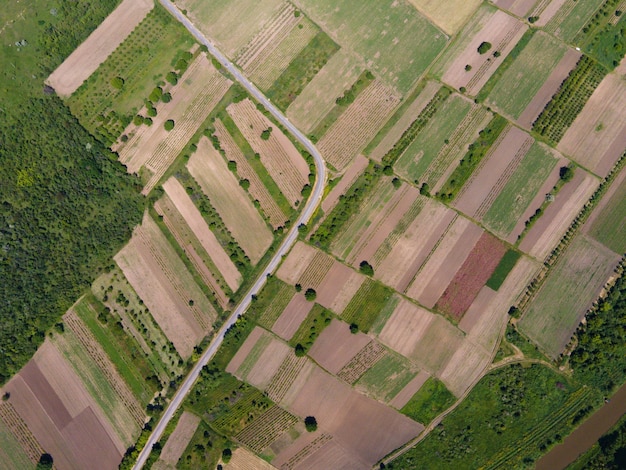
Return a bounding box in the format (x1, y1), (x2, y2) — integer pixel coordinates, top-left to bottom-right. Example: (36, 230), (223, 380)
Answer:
(187, 137), (273, 264)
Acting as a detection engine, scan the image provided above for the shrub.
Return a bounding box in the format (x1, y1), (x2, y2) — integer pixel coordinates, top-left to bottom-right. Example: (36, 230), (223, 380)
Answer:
(149, 87), (163, 102)
(304, 416), (318, 432)
(295, 283), (302, 292)
(133, 115), (144, 126)
(110, 76), (124, 89)
(295, 343), (306, 356)
(147, 106), (157, 117)
(164, 119), (175, 131)
(359, 260), (374, 276)
(304, 288), (317, 301)
(349, 323), (359, 334)
(166, 71), (178, 85)
(221, 448), (232, 463)
(260, 127), (272, 140)
(559, 166), (574, 182)
(465, 64), (472, 71)
(161, 92), (172, 103)
(477, 41), (492, 54)
(239, 178), (250, 190)
(227, 160), (237, 172)
(392, 177), (401, 189)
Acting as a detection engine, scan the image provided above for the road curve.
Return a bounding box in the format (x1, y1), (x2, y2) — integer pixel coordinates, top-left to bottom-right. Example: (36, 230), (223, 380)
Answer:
(133, 2), (327, 468)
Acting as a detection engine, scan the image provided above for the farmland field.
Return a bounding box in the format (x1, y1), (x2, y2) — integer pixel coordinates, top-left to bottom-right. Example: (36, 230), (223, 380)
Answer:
(159, 411), (200, 466)
(356, 351), (420, 403)
(400, 377), (456, 424)
(296, 0), (448, 93)
(407, 0), (482, 35)
(519, 234), (621, 358)
(486, 32), (569, 120)
(340, 279), (394, 333)
(543, 0), (605, 43)
(585, 168), (626, 254)
(0, 409), (36, 470)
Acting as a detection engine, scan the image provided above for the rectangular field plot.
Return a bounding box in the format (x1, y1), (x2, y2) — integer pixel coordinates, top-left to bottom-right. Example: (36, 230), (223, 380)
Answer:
(355, 351), (420, 403)
(395, 94), (491, 191)
(187, 137), (273, 264)
(297, 0), (448, 93)
(0, 404), (38, 470)
(481, 141), (559, 238)
(486, 32), (569, 120)
(435, 7), (527, 96)
(543, 0), (605, 43)
(407, 0), (482, 35)
(308, 319), (372, 375)
(400, 377), (456, 425)
(519, 234), (620, 358)
(493, 0), (538, 16)
(159, 411), (200, 466)
(585, 168), (626, 254)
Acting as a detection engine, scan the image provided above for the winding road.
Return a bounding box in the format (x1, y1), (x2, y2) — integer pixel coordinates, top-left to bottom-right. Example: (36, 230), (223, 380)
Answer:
(133, 2), (327, 468)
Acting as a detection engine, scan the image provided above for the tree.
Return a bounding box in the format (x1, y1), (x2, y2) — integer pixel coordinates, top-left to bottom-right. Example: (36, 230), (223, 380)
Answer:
(304, 288), (317, 301)
(161, 92), (172, 103)
(295, 283), (302, 292)
(294, 343), (306, 356)
(164, 119), (175, 131)
(166, 71), (178, 85)
(305, 416), (318, 432)
(149, 87), (163, 102)
(392, 177), (401, 189)
(221, 448), (232, 463)
(477, 41), (492, 54)
(239, 178), (250, 190)
(559, 166), (574, 182)
(110, 76), (124, 89)
(261, 127), (273, 140)
(359, 260), (374, 276)
(36, 454), (53, 470)
(349, 323), (359, 334)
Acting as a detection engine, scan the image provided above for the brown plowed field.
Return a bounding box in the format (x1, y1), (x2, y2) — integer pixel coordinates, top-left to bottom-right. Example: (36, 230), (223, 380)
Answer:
(188, 137), (273, 264)
(517, 48), (581, 129)
(294, 438), (368, 470)
(389, 370), (431, 409)
(321, 155), (369, 213)
(227, 99), (309, 205)
(162, 177), (241, 290)
(266, 354), (309, 403)
(214, 119), (287, 228)
(297, 251), (335, 290)
(46, 0), (153, 96)
(276, 242), (318, 285)
(494, 0), (537, 16)
(225, 448), (278, 470)
(559, 74), (626, 178)
(315, 261), (359, 310)
(406, 217), (483, 308)
(435, 233), (507, 320)
(455, 126), (532, 217)
(308, 319), (372, 374)
(318, 80), (400, 170)
(243, 335), (292, 390)
(160, 412), (201, 465)
(328, 271), (366, 314)
(235, 406), (298, 453)
(533, 0), (569, 27)
(441, 10), (527, 95)
(407, 0), (482, 35)
(0, 401), (45, 464)
(439, 340), (491, 396)
(272, 294), (315, 341)
(226, 327), (265, 375)
(336, 341), (387, 385)
(520, 169), (600, 260)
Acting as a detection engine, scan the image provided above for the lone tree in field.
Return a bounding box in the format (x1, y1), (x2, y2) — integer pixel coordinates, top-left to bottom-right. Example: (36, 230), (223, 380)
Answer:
(261, 127), (273, 140)
(304, 288), (317, 301)
(349, 323), (359, 334)
(295, 343), (306, 357)
(559, 166), (574, 182)
(477, 41), (492, 54)
(164, 119), (175, 131)
(359, 260), (374, 276)
(36, 454), (53, 470)
(305, 416), (318, 432)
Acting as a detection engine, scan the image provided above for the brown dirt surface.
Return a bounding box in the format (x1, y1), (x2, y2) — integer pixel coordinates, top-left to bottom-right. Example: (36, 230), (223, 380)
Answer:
(293, 438), (368, 469)
(117, 54), (232, 194)
(162, 177), (241, 290)
(321, 155), (369, 213)
(276, 242), (318, 285)
(494, 0), (538, 16)
(379, 299), (435, 358)
(520, 169), (600, 260)
(246, 338), (292, 390)
(406, 217), (484, 308)
(318, 80), (400, 170)
(272, 294), (315, 341)
(272, 431), (333, 470)
(225, 447), (279, 470)
(455, 126), (532, 218)
(336, 341), (387, 385)
(389, 370), (431, 409)
(235, 405), (298, 453)
(442, 10), (527, 96)
(435, 233), (508, 320)
(160, 412), (201, 465)
(375, 198), (454, 292)
(187, 137), (273, 264)
(533, 0), (569, 27)
(517, 48), (581, 129)
(308, 319), (371, 374)
(370, 81), (441, 161)
(328, 271), (366, 314)
(559, 73), (626, 178)
(457, 286), (498, 335)
(226, 327), (266, 375)
(315, 261), (357, 309)
(46, 0), (153, 96)
(297, 251), (335, 290)
(283, 365), (423, 467)
(227, 99), (309, 205)
(214, 119), (287, 228)
(0, 401), (46, 464)
(439, 339), (491, 396)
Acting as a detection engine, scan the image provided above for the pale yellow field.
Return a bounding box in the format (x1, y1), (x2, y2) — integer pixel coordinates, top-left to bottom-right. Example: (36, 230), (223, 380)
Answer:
(407, 0), (482, 35)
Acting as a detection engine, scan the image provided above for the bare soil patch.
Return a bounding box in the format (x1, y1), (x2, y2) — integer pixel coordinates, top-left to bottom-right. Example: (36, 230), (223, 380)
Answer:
(439, 339), (491, 396)
(272, 294), (315, 341)
(0, 401), (45, 465)
(295, 438), (368, 470)
(533, 0), (569, 27)
(160, 412), (201, 465)
(494, 0), (538, 16)
(46, 0), (153, 96)
(559, 74), (626, 177)
(441, 10), (527, 95)
(225, 447), (278, 470)
(321, 155), (369, 213)
(390, 370), (431, 409)
(276, 241), (318, 285)
(315, 261), (357, 310)
(187, 137), (273, 264)
(378, 298), (435, 357)
(328, 271), (366, 314)
(308, 319), (371, 374)
(520, 169), (600, 260)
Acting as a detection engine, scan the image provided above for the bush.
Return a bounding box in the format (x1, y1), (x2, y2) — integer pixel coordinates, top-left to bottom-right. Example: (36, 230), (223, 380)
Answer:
(294, 343), (306, 356)
(149, 87), (163, 102)
(147, 106), (157, 117)
(221, 448), (232, 463)
(239, 178), (250, 190)
(260, 127), (272, 140)
(359, 260), (374, 276)
(477, 41), (492, 54)
(559, 166), (574, 182)
(133, 115), (144, 126)
(161, 92), (172, 103)
(110, 76), (124, 89)
(304, 288), (317, 301)
(166, 71), (178, 85)
(465, 64), (472, 71)
(164, 119), (175, 131)
(305, 416), (318, 432)
(349, 323), (359, 334)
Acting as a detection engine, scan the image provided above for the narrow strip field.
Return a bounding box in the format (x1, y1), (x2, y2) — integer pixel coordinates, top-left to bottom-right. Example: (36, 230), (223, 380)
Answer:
(187, 137), (273, 264)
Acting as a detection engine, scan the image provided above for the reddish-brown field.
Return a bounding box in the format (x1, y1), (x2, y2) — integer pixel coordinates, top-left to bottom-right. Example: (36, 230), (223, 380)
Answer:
(494, 0), (537, 16)
(315, 261), (364, 312)
(272, 294), (315, 341)
(308, 319), (371, 374)
(46, 0), (153, 96)
(435, 233), (507, 320)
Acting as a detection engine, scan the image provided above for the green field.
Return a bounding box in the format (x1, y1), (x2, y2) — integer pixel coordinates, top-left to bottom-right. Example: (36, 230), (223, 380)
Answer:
(0, 418), (34, 470)
(483, 142), (558, 237)
(341, 279), (394, 332)
(249, 277), (294, 329)
(519, 234), (619, 359)
(546, 0), (605, 43)
(356, 351), (418, 402)
(487, 32), (568, 119)
(297, 0), (448, 93)
(67, 5), (195, 143)
(289, 304), (333, 353)
(583, 13), (626, 70)
(395, 94), (472, 185)
(486, 250), (522, 291)
(236, 333), (272, 379)
(389, 364), (600, 469)
(370, 294), (402, 335)
(587, 174), (626, 254)
(400, 377), (456, 424)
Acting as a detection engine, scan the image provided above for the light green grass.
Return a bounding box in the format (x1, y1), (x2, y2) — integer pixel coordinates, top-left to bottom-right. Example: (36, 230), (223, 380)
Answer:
(0, 418), (34, 470)
(370, 294), (402, 335)
(236, 332), (272, 379)
(401, 377), (456, 424)
(519, 235), (619, 358)
(546, 0), (605, 43)
(297, 0), (448, 93)
(395, 95), (472, 184)
(483, 142), (558, 236)
(588, 174), (626, 254)
(487, 32), (568, 119)
(341, 279), (395, 332)
(357, 351), (418, 402)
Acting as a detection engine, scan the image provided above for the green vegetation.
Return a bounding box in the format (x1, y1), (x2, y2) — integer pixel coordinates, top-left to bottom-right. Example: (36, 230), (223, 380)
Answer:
(177, 420), (231, 470)
(164, 119), (175, 131)
(0, 417), (34, 470)
(260, 127), (272, 140)
(587, 176), (626, 253)
(356, 352), (417, 401)
(249, 276), (294, 329)
(533, 55), (607, 143)
(568, 412), (626, 469)
(310, 70), (375, 140)
(266, 31), (339, 110)
(359, 260), (374, 276)
(341, 279), (394, 332)
(67, 5), (195, 144)
(370, 294), (401, 335)
(304, 288), (317, 301)
(400, 378), (456, 424)
(289, 304), (333, 353)
(505, 325), (548, 361)
(549, 0), (605, 43)
(389, 364), (600, 469)
(437, 114), (508, 201)
(305, 416), (318, 432)
(582, 11), (626, 70)
(486, 250), (522, 291)
(477, 41), (492, 54)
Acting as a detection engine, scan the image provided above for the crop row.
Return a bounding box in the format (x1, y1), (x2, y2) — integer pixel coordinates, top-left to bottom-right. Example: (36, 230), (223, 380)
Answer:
(235, 406), (298, 452)
(281, 433), (334, 470)
(337, 341), (386, 384)
(266, 354), (308, 402)
(210, 389), (273, 435)
(0, 402), (44, 464)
